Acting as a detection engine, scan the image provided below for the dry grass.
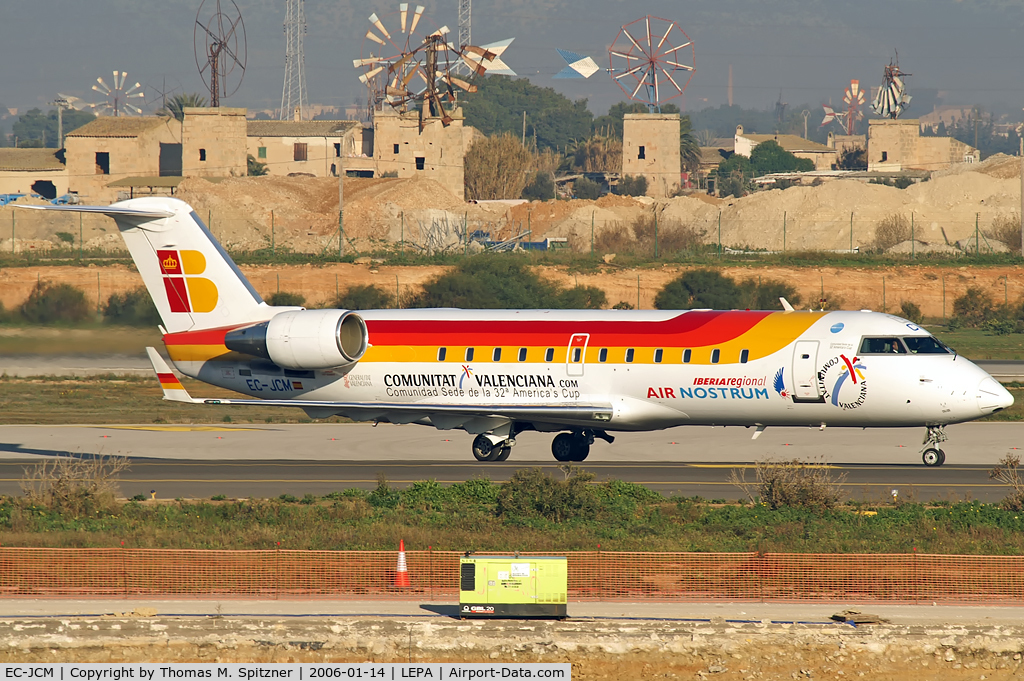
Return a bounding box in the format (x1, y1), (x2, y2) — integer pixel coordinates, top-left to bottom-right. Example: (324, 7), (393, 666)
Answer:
(990, 454), (1024, 510)
(596, 211), (706, 257)
(874, 213), (911, 251)
(989, 213), (1022, 254)
(730, 457), (847, 511)
(21, 455), (129, 516)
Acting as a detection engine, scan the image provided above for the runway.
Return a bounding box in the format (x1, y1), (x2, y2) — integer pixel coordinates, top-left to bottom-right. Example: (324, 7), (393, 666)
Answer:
(1, 422), (1021, 501)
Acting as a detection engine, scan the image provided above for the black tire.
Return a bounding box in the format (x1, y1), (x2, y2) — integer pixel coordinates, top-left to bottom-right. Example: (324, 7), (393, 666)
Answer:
(473, 435), (497, 462)
(571, 441), (591, 462)
(937, 449), (946, 466)
(495, 446), (512, 462)
(552, 433), (575, 461)
(922, 447), (943, 467)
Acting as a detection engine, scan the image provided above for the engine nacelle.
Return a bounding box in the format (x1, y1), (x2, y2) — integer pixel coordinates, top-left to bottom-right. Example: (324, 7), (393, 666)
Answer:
(225, 309), (368, 370)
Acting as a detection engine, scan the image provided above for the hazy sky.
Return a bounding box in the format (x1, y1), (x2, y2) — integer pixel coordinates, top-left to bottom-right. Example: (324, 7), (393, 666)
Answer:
(4, 0), (1024, 120)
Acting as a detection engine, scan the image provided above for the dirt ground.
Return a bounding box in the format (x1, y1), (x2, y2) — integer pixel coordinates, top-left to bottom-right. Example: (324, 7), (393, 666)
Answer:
(3, 262), (1023, 319)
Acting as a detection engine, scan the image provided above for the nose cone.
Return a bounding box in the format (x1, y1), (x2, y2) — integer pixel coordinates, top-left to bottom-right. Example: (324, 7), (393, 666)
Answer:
(979, 376), (1014, 412)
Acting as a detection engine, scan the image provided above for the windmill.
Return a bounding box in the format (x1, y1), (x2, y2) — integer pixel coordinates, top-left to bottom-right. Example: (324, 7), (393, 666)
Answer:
(86, 71), (145, 116)
(871, 55), (911, 120)
(607, 15), (695, 112)
(354, 4), (514, 127)
(194, 0), (247, 108)
(821, 79), (866, 135)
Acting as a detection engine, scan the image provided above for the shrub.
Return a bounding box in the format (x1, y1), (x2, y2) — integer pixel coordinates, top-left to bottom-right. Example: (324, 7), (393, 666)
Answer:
(991, 455), (1024, 511)
(368, 473), (400, 509)
(330, 284), (393, 310)
(573, 176), (602, 200)
(716, 172), (746, 199)
(739, 277), (802, 310)
(465, 134), (534, 200)
(874, 213), (910, 251)
(595, 212), (705, 257)
(893, 176), (914, 189)
(103, 287), (161, 326)
(990, 213), (1021, 254)
(521, 171), (554, 201)
(380, 170), (399, 178)
(495, 467), (600, 524)
(952, 286), (996, 328)
(266, 291), (306, 307)
(55, 231), (75, 245)
(21, 455), (129, 516)
(408, 256), (604, 309)
(612, 301), (634, 310)
(615, 175), (648, 197)
(20, 281), (91, 324)
(899, 301), (923, 324)
(247, 155), (268, 177)
(655, 269), (743, 310)
(729, 457), (847, 511)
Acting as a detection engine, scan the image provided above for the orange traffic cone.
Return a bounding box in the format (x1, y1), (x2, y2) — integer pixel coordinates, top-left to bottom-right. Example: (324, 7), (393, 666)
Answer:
(394, 539), (411, 587)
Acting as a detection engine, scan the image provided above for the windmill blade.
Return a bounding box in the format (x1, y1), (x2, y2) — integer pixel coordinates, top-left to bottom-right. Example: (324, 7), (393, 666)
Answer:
(409, 5), (425, 35)
(623, 29), (647, 56)
(399, 3), (408, 32)
(645, 16), (652, 53)
(658, 42), (692, 57)
(115, 71), (124, 89)
(358, 65), (384, 84)
(459, 53), (488, 76)
(365, 29), (386, 46)
(95, 77), (111, 94)
(385, 85), (411, 97)
(612, 62), (646, 80)
(659, 65), (683, 93)
(125, 103), (143, 115)
(353, 56), (383, 67)
(610, 50), (638, 61)
(368, 13), (391, 40)
(655, 23), (672, 52)
(126, 82), (142, 95)
(630, 72), (648, 99)
(446, 75), (476, 92)
(662, 59), (694, 71)
(462, 45), (496, 61)
(428, 25), (449, 38)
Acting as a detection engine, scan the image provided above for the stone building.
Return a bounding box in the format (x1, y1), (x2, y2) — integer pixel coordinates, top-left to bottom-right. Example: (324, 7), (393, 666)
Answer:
(181, 107), (247, 179)
(0, 149), (68, 198)
(621, 113), (680, 198)
(867, 119), (979, 172)
(372, 108), (475, 199)
(246, 120), (368, 178)
(64, 117), (181, 202)
(734, 125), (837, 171)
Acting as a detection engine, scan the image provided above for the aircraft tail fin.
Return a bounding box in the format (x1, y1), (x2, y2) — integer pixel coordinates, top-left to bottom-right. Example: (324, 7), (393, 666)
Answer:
(18, 198), (271, 333)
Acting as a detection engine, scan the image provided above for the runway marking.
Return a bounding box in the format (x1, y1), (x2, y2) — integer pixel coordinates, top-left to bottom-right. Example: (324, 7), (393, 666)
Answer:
(99, 426), (261, 432)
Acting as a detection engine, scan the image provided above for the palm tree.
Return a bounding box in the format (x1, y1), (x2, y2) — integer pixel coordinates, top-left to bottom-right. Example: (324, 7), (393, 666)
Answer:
(680, 115), (701, 173)
(159, 93), (208, 121)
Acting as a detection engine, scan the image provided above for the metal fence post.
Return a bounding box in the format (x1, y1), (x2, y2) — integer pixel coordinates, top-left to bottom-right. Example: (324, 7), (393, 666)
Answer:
(271, 210), (275, 255)
(850, 212), (853, 252)
(783, 211), (786, 253)
(79, 213), (83, 260)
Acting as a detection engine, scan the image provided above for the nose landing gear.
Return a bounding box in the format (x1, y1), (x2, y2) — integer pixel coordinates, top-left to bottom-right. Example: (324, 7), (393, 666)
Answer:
(921, 426), (948, 467)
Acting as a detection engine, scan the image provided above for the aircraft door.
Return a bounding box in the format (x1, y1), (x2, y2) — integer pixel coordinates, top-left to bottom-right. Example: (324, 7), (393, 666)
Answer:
(792, 340), (824, 402)
(566, 333), (589, 377)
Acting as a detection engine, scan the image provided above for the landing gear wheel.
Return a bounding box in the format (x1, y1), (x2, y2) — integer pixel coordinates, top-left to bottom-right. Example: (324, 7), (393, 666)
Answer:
(473, 435), (502, 462)
(570, 440), (590, 462)
(922, 447), (945, 467)
(495, 446), (512, 462)
(551, 433), (575, 462)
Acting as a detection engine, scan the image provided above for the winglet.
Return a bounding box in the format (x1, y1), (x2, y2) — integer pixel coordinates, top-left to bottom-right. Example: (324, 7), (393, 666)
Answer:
(146, 347), (200, 403)
(780, 297), (795, 311)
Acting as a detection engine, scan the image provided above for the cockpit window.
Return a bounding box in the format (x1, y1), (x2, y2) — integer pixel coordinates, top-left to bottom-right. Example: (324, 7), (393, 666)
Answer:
(903, 336), (952, 354)
(859, 337), (907, 354)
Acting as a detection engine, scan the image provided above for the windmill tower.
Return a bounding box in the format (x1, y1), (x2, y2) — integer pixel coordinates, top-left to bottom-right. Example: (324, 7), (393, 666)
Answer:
(280, 0), (309, 120)
(458, 0), (471, 73)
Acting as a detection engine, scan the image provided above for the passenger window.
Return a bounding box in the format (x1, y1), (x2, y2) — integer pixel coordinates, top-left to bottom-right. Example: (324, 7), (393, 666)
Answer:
(492, 347), (501, 361)
(711, 348), (721, 364)
(683, 349), (691, 363)
(903, 336), (951, 354)
(625, 348), (635, 363)
(654, 348), (663, 363)
(465, 347), (475, 361)
(859, 337), (907, 354)
(545, 348), (554, 362)
(518, 347), (527, 362)
(740, 349), (749, 364)
(437, 347), (446, 361)
(599, 348), (608, 362)
(572, 347), (582, 362)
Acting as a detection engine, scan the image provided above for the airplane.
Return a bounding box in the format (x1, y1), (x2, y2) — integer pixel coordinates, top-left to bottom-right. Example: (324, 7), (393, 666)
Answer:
(21, 198), (1013, 467)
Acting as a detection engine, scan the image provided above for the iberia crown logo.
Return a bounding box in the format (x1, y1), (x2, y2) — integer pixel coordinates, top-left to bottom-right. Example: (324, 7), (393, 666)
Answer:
(157, 249), (218, 313)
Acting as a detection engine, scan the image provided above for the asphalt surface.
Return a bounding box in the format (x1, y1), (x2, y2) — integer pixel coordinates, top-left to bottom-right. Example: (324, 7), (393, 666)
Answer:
(1, 422), (1021, 501)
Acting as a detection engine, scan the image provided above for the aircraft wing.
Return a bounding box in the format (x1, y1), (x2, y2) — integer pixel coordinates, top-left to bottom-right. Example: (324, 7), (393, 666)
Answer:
(146, 347), (613, 430)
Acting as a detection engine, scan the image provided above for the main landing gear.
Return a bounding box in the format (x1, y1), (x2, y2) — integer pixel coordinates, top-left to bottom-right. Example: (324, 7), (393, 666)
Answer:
(551, 430), (614, 462)
(472, 434), (512, 462)
(921, 425), (948, 467)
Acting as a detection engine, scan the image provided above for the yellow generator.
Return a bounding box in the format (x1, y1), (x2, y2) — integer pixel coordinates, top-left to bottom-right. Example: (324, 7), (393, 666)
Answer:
(459, 555), (567, 619)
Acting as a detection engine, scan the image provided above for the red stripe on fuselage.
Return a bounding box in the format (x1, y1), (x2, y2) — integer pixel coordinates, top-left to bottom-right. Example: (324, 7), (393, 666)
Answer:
(365, 310), (773, 348)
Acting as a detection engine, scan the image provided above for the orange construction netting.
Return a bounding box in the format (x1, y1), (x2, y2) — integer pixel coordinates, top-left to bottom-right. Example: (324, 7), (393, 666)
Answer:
(2, 548), (1023, 602)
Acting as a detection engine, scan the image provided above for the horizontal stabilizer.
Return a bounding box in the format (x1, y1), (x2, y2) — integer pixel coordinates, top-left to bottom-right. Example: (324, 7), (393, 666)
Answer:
(15, 204), (175, 219)
(146, 347), (202, 403)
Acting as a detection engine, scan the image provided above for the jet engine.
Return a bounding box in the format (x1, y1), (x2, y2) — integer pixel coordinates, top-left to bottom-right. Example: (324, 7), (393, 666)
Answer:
(225, 309), (368, 370)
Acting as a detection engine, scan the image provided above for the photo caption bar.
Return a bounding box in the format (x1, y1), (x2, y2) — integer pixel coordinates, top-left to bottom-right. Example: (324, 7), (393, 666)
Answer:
(0, 665), (570, 681)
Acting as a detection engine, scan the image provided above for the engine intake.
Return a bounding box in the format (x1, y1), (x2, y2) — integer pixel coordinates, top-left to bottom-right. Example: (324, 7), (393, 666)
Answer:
(225, 309), (368, 370)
